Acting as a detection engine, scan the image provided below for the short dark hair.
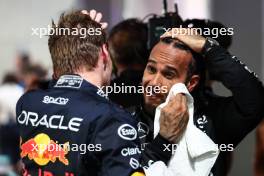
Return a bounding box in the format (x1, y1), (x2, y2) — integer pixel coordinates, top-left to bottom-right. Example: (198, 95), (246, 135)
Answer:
(160, 37), (205, 83)
(48, 11), (106, 78)
(108, 18), (149, 66)
(22, 64), (47, 79)
(2, 73), (19, 84)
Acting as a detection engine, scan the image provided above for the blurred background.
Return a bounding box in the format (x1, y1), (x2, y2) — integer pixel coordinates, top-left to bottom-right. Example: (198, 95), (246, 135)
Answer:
(0, 0), (263, 175)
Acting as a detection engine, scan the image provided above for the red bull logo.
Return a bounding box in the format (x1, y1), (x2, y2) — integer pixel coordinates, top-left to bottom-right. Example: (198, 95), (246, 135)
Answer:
(20, 133), (69, 166)
(23, 168), (74, 176)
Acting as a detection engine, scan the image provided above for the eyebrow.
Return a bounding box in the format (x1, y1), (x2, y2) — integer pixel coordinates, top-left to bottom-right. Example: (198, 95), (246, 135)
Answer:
(148, 58), (156, 64)
(148, 58), (179, 76)
(164, 65), (179, 75)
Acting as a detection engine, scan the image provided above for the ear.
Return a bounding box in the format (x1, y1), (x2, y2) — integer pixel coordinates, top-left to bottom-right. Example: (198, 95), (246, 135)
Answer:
(101, 44), (110, 70)
(186, 75), (200, 92)
(102, 44), (109, 60)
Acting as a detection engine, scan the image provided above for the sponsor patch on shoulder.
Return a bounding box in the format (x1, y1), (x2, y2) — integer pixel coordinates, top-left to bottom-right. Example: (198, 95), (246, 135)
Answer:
(55, 75), (83, 89)
(42, 96), (69, 105)
(118, 124), (137, 141)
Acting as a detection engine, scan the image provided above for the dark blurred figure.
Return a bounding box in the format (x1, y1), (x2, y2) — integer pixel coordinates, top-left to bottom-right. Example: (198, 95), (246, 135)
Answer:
(14, 52), (32, 88)
(108, 18), (149, 108)
(22, 64), (48, 92)
(0, 73), (23, 175)
(183, 19), (233, 176)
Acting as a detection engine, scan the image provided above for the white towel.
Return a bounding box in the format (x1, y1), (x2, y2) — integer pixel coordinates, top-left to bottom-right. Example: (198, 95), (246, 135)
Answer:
(151, 83), (219, 176)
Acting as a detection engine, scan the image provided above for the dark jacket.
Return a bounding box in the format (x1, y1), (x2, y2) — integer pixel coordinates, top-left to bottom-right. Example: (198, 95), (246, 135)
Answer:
(131, 45), (264, 176)
(109, 69), (143, 108)
(16, 75), (145, 176)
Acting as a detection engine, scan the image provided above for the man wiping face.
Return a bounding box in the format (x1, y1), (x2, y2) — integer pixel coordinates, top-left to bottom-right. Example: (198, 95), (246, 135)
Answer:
(142, 37), (201, 114)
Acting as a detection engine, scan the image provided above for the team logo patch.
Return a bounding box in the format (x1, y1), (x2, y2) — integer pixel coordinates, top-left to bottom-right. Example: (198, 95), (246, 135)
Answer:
(137, 122), (149, 139)
(118, 124), (137, 141)
(121, 147), (141, 157)
(42, 96), (69, 105)
(55, 75), (83, 89)
(129, 157), (140, 169)
(20, 133), (69, 166)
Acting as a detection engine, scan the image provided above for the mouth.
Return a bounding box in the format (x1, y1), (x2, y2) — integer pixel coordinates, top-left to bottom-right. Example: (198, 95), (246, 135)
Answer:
(148, 94), (162, 99)
(145, 93), (165, 104)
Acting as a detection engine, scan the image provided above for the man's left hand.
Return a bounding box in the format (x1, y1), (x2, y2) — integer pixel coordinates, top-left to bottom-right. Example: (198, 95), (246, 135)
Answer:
(81, 9), (108, 29)
(161, 28), (206, 53)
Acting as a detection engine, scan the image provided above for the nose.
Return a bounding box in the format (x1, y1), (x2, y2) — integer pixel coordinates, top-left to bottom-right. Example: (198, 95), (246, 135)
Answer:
(149, 73), (162, 87)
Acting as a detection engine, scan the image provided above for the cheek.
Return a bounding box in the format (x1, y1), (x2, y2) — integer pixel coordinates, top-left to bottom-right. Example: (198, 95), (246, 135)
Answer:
(162, 80), (183, 95)
(142, 70), (151, 87)
(162, 82), (173, 95)
(109, 57), (113, 71)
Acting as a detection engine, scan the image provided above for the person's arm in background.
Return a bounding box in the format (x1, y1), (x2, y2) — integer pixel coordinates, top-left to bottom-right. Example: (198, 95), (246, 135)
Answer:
(162, 28), (264, 146)
(201, 37), (264, 146)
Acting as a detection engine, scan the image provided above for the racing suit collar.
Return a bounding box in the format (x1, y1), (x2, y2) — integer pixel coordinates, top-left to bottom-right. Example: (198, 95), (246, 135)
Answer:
(52, 74), (108, 99)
